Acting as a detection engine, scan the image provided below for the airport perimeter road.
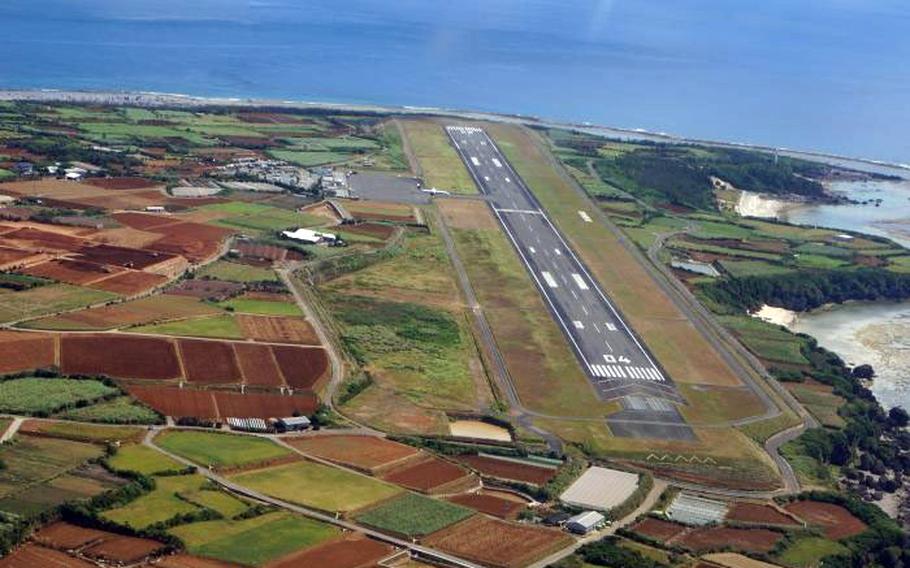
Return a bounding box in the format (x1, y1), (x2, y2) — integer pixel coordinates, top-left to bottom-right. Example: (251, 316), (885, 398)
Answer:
(446, 126), (678, 402)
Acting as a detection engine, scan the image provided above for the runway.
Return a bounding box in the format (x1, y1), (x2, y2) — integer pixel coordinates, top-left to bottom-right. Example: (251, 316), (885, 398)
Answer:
(446, 126), (681, 403)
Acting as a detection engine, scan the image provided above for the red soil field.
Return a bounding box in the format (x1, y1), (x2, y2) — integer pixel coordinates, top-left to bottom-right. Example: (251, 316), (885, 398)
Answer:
(0, 246), (37, 266)
(238, 315), (320, 345)
(235, 242), (287, 261)
(2, 227), (86, 251)
(447, 493), (527, 519)
(213, 391), (318, 419)
(112, 212), (179, 231)
(267, 535), (393, 568)
(61, 334), (182, 380)
(178, 339), (242, 384)
(631, 518), (689, 541)
(283, 435), (420, 474)
(784, 501), (867, 539)
(22, 259), (121, 285)
(89, 271), (168, 295)
(157, 554), (243, 568)
(146, 222), (233, 262)
(82, 534), (165, 563)
(33, 522), (109, 549)
(0, 331), (55, 374)
(167, 279), (244, 300)
(87, 177), (159, 190)
(234, 343), (285, 387)
(424, 516), (573, 568)
(381, 456), (472, 494)
(0, 544), (96, 568)
(343, 222), (396, 240)
(352, 211), (415, 223)
(271, 346), (328, 389)
(457, 455), (557, 485)
(78, 243), (179, 269)
(726, 503), (800, 526)
(127, 386), (217, 419)
(676, 527), (783, 554)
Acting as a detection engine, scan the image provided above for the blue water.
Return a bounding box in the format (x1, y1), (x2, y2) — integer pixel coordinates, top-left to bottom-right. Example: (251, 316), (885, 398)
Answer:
(2, 0), (909, 163)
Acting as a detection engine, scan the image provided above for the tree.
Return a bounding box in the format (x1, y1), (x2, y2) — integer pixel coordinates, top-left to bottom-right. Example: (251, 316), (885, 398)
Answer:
(888, 407), (909, 428)
(853, 364), (875, 379)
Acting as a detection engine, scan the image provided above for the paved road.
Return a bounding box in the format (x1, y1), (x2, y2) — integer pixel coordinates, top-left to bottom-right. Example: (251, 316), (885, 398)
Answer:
(446, 126), (679, 403)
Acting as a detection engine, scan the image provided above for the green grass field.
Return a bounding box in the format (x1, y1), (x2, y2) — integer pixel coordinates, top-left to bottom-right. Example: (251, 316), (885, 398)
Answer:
(155, 431), (292, 469)
(132, 314), (244, 339)
(102, 474), (207, 528)
(219, 298), (303, 316)
(0, 284), (117, 324)
(203, 202), (325, 233)
(181, 488), (249, 518)
(170, 511), (339, 566)
(229, 460), (401, 513)
(775, 536), (847, 568)
(719, 316), (810, 365)
(0, 378), (117, 415)
(108, 444), (185, 476)
(0, 436), (105, 500)
(267, 149), (351, 167)
(399, 120), (476, 194)
(197, 261), (279, 283)
(354, 493), (473, 537)
(60, 396), (162, 424)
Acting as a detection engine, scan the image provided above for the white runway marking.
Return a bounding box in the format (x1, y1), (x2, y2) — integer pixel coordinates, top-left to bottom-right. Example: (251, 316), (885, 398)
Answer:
(492, 158), (503, 168)
(571, 273), (589, 290)
(484, 175), (490, 181)
(529, 246), (536, 253)
(554, 248), (562, 255)
(573, 320), (584, 330)
(505, 177), (511, 183)
(570, 289), (578, 299)
(593, 323), (601, 333)
(605, 322), (617, 332)
(581, 306), (588, 315)
(578, 211), (593, 222)
(617, 366), (627, 378)
(541, 271), (558, 288)
(470, 157), (480, 166)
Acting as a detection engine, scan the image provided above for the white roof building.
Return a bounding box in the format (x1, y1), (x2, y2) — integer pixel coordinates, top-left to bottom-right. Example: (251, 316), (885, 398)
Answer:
(560, 466), (639, 511)
(281, 228), (337, 244)
(565, 511), (606, 534)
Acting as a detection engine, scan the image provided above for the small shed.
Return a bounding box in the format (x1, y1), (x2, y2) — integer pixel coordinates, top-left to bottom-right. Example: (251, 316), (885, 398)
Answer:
(281, 228), (337, 244)
(565, 511), (606, 535)
(275, 416), (311, 432)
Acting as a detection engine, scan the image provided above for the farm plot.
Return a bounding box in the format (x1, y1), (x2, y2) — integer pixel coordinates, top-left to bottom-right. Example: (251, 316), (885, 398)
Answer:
(456, 454), (557, 485)
(342, 200), (417, 223)
(131, 315), (243, 340)
(102, 474), (209, 528)
(81, 533), (166, 564)
(380, 456), (475, 494)
(229, 460), (402, 513)
(155, 430), (292, 470)
(783, 500), (866, 539)
(676, 527), (783, 554)
(630, 517), (690, 541)
(237, 315), (319, 344)
(178, 339), (243, 384)
(0, 331), (55, 374)
(33, 521), (111, 550)
(87, 270), (168, 295)
(355, 493), (474, 538)
(60, 334), (182, 380)
(126, 386), (319, 420)
(0, 543), (98, 567)
(169, 511), (338, 567)
(270, 345), (328, 389)
(196, 260), (279, 283)
(220, 297), (302, 316)
(283, 435), (421, 475)
(21, 259), (124, 286)
(446, 492), (527, 519)
(167, 279), (245, 300)
(0, 377), (117, 415)
(18, 421), (145, 444)
(267, 534), (393, 568)
(87, 176), (160, 189)
(423, 515), (573, 568)
(774, 536), (848, 568)
(0, 284), (116, 324)
(108, 444), (185, 476)
(22, 294), (218, 331)
(725, 502), (801, 527)
(234, 343), (285, 387)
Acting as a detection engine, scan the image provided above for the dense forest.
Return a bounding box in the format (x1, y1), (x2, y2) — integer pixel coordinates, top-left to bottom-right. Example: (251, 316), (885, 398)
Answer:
(699, 269), (910, 312)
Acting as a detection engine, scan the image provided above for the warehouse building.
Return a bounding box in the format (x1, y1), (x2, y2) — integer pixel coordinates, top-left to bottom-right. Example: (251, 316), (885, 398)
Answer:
(565, 511), (606, 535)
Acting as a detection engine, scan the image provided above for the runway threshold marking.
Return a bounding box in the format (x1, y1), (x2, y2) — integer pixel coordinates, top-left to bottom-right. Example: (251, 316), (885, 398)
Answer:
(493, 208), (542, 215)
(492, 158), (503, 168)
(470, 156), (480, 166)
(571, 273), (589, 290)
(541, 271), (559, 288)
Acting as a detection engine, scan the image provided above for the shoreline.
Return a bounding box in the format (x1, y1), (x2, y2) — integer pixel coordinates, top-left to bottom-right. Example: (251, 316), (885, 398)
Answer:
(1, 87), (907, 179)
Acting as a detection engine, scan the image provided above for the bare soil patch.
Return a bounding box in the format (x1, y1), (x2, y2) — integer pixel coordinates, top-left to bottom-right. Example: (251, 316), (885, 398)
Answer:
(125, 386), (318, 419)
(267, 534), (393, 568)
(86, 177), (159, 190)
(81, 534), (165, 563)
(381, 456), (474, 494)
(61, 334), (182, 380)
(447, 492), (527, 519)
(271, 345), (328, 389)
(784, 500), (866, 539)
(238, 315), (319, 344)
(726, 502), (800, 526)
(457, 455), (556, 485)
(167, 279), (244, 300)
(676, 527), (783, 554)
(631, 517), (689, 541)
(0, 331), (55, 374)
(89, 270), (168, 295)
(33, 522), (108, 550)
(284, 435), (420, 475)
(437, 198), (497, 230)
(0, 544), (96, 567)
(178, 339), (242, 384)
(234, 343), (285, 387)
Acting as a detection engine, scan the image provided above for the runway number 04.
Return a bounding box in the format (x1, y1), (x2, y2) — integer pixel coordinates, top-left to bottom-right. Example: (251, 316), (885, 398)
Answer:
(603, 355), (632, 365)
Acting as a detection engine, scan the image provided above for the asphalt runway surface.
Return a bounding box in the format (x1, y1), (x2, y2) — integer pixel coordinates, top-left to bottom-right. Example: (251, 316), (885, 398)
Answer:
(446, 126), (682, 404)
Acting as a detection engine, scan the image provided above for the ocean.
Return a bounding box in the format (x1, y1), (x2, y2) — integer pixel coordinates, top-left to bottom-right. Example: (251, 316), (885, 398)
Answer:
(1, 0), (909, 164)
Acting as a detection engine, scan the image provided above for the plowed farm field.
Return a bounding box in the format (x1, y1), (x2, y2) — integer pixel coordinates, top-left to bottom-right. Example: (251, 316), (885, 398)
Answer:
(21, 259), (122, 285)
(283, 435), (420, 475)
(81, 534), (165, 563)
(447, 492), (527, 519)
(88, 271), (167, 295)
(23, 295), (219, 331)
(271, 346), (328, 389)
(234, 343), (285, 387)
(266, 535), (393, 568)
(0, 331), (55, 374)
(87, 177), (160, 190)
(630, 518), (689, 541)
(676, 527), (783, 554)
(178, 339), (242, 384)
(33, 522), (110, 549)
(725, 503), (801, 527)
(126, 386), (318, 419)
(60, 334), (182, 380)
(457, 455), (557, 485)
(423, 516), (572, 568)
(381, 456), (473, 494)
(237, 315), (319, 344)
(784, 501), (867, 539)
(0, 544), (96, 568)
